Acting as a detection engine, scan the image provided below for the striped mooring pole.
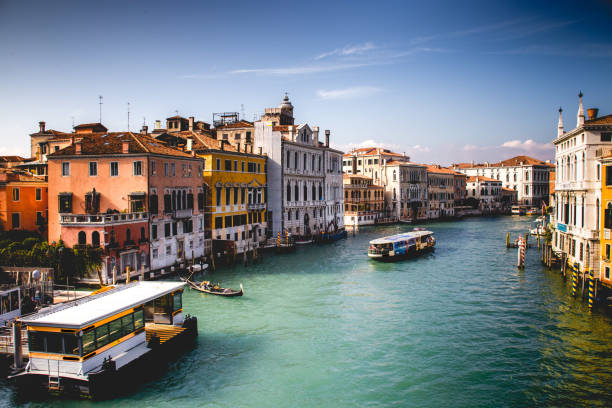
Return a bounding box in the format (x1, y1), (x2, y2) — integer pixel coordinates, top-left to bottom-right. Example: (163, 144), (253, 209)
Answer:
(571, 266), (578, 297)
(277, 231), (280, 247)
(517, 236), (525, 269)
(588, 273), (595, 310)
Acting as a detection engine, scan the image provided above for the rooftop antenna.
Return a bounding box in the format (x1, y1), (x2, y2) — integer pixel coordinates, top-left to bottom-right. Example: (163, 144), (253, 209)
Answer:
(71, 116), (75, 128)
(98, 95), (103, 123)
(240, 104), (245, 120)
(175, 110), (179, 116)
(127, 102), (131, 132)
(143, 116), (146, 127)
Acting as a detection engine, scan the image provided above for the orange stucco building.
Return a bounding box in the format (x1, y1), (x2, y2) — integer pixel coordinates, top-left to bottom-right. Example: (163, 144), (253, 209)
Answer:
(0, 168), (48, 239)
(47, 128), (207, 282)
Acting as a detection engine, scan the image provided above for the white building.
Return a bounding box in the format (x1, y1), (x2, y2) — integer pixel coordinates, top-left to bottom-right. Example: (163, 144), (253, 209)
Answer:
(254, 95), (343, 237)
(553, 93), (611, 274)
(453, 156), (553, 206)
(324, 139), (345, 230)
(383, 161), (428, 221)
(466, 176), (502, 211)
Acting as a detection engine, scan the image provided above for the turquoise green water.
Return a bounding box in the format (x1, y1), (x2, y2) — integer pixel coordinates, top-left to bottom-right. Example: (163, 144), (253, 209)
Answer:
(2, 217), (612, 407)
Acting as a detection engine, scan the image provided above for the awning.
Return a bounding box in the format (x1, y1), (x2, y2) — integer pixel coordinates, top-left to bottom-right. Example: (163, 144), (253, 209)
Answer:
(59, 192), (73, 196)
(129, 192), (146, 197)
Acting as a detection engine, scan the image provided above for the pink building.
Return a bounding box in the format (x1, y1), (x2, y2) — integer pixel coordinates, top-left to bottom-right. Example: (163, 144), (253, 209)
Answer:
(47, 129), (206, 283)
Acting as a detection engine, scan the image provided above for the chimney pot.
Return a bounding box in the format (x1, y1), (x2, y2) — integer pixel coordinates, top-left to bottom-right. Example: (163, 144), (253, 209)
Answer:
(141, 125), (148, 135)
(325, 129), (330, 147)
(258, 146), (262, 155)
(39, 121), (46, 133)
(189, 116), (194, 131)
(155, 120), (161, 129)
(186, 137), (193, 152)
(587, 108), (599, 120)
(122, 140), (130, 154)
(75, 141), (82, 154)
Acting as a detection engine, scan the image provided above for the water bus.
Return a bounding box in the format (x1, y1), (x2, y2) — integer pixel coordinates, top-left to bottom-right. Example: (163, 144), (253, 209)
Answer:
(511, 205), (526, 215)
(367, 230), (435, 262)
(9, 281), (197, 399)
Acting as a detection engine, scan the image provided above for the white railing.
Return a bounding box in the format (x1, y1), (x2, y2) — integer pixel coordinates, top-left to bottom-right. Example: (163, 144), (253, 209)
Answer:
(247, 203), (265, 210)
(60, 212), (148, 225)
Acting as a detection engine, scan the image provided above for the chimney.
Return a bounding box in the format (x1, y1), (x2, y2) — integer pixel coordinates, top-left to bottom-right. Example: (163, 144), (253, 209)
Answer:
(36, 146), (41, 161)
(189, 116), (194, 131)
(122, 140), (130, 154)
(587, 108), (599, 120)
(70, 135), (75, 145)
(219, 140), (224, 151)
(313, 126), (319, 144)
(289, 126), (295, 142)
(186, 137), (193, 152)
(250, 144), (254, 154)
(258, 146), (263, 155)
(155, 120), (161, 129)
(141, 125), (148, 135)
(325, 130), (330, 147)
(75, 141), (82, 154)
(39, 121), (46, 133)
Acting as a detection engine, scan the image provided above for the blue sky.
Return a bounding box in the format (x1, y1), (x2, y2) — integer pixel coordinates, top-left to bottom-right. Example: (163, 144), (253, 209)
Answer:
(1, 0), (612, 164)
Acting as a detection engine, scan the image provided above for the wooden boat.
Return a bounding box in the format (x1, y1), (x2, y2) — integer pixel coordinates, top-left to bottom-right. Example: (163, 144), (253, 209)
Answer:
(368, 229), (435, 262)
(317, 229), (348, 244)
(180, 277), (243, 297)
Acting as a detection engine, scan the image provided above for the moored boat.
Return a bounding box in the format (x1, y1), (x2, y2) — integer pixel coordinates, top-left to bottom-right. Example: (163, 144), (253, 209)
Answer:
(9, 281), (197, 400)
(367, 229), (435, 262)
(180, 277), (243, 297)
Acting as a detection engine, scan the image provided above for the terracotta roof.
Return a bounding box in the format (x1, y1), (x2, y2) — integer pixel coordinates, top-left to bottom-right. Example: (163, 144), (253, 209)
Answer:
(0, 168), (47, 183)
(30, 128), (72, 138)
(48, 132), (194, 158)
(343, 147), (407, 157)
(385, 160), (424, 167)
(343, 173), (372, 179)
(502, 187), (516, 192)
(496, 155), (550, 167)
(585, 113), (612, 125)
(74, 122), (108, 130)
(424, 165), (462, 175)
(0, 156), (27, 162)
(166, 115), (187, 120)
(215, 120), (253, 129)
(467, 176), (500, 183)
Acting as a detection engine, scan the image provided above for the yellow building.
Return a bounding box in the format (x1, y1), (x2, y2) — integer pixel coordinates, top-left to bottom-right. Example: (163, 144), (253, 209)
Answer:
(194, 137), (267, 254)
(599, 154), (612, 290)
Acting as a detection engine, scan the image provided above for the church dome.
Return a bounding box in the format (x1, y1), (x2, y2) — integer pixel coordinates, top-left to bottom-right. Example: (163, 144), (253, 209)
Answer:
(280, 94), (293, 110)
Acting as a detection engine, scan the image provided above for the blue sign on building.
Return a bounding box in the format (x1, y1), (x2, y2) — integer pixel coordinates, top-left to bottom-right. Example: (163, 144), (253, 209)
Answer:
(557, 223), (567, 232)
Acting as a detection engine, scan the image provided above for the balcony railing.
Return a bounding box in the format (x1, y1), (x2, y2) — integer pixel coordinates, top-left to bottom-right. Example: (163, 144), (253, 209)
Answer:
(60, 212), (149, 225)
(247, 203), (266, 211)
(172, 208), (193, 219)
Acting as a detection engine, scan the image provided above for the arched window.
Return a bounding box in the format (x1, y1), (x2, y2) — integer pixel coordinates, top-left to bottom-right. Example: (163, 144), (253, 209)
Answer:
(78, 231), (86, 245)
(393, 170), (396, 181)
(319, 185), (323, 200)
(312, 185), (316, 201)
(304, 184), (308, 201)
(596, 198), (600, 230)
(513, 173), (517, 182)
(172, 191), (176, 210)
(140, 227), (146, 241)
(92, 231), (100, 247)
(286, 184), (291, 201)
(126, 228), (132, 243)
(582, 152), (586, 180)
(182, 190), (187, 209)
(304, 153), (307, 170)
(393, 188), (396, 200)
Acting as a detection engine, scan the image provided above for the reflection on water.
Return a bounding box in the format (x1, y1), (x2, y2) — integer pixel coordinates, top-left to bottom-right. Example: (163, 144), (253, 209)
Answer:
(1, 217), (611, 408)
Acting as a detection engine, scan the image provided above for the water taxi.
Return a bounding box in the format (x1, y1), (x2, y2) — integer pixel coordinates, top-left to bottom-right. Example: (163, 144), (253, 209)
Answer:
(10, 281), (197, 399)
(511, 205), (525, 215)
(367, 230), (435, 262)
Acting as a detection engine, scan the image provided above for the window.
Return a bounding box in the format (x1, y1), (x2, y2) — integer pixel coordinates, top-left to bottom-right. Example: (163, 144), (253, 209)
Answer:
(225, 215), (232, 227)
(304, 153), (307, 170)
(133, 161), (143, 176)
(59, 194), (72, 213)
(225, 160), (231, 171)
(606, 244), (610, 260)
(241, 161), (245, 172)
(89, 161), (98, 176)
(164, 162), (169, 176)
(12, 188), (19, 201)
(601, 132), (612, 142)
(152, 248), (158, 259)
(241, 187), (245, 204)
(215, 216), (223, 229)
(606, 267), (611, 280)
(151, 160), (156, 175)
(216, 159), (221, 170)
(606, 166), (612, 186)
(36, 211), (45, 226)
(286, 151), (291, 168)
(225, 187), (230, 205)
(216, 187), (221, 206)
(149, 194), (158, 214)
(152, 224), (158, 240)
(171, 163), (176, 176)
(166, 245), (172, 256)
(11, 213), (20, 229)
(165, 223), (171, 237)
(222, 133), (229, 140)
(234, 160), (238, 171)
(287, 184), (291, 201)
(110, 161), (119, 177)
(35, 188), (42, 201)
(62, 162), (70, 176)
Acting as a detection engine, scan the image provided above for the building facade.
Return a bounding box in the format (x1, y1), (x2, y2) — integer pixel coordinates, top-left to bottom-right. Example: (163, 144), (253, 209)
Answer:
(426, 165), (456, 218)
(47, 131), (206, 282)
(0, 168), (48, 238)
(599, 155), (612, 290)
(342, 148), (410, 185)
(254, 95), (343, 237)
(466, 176), (503, 212)
(383, 161), (428, 221)
(552, 94), (611, 277)
(343, 174), (385, 227)
(453, 155), (553, 206)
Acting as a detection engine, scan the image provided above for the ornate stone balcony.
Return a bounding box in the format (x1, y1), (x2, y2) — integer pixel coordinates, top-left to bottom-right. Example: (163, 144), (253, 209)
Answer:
(60, 212), (148, 225)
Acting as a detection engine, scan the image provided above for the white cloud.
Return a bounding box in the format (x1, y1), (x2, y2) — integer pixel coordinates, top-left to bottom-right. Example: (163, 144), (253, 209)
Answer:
(500, 139), (552, 151)
(315, 42), (377, 60)
(316, 86), (383, 100)
(230, 62), (381, 76)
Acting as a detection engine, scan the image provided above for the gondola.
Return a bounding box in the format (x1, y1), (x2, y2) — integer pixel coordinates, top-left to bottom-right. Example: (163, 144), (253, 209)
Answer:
(180, 276), (244, 297)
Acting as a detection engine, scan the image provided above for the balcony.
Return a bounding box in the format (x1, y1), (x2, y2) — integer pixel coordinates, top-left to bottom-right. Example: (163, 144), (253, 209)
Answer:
(60, 212), (149, 225)
(247, 203), (265, 211)
(172, 208), (193, 219)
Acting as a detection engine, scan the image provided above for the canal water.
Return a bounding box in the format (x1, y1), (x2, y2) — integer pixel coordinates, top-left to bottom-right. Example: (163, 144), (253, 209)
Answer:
(2, 216), (612, 407)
